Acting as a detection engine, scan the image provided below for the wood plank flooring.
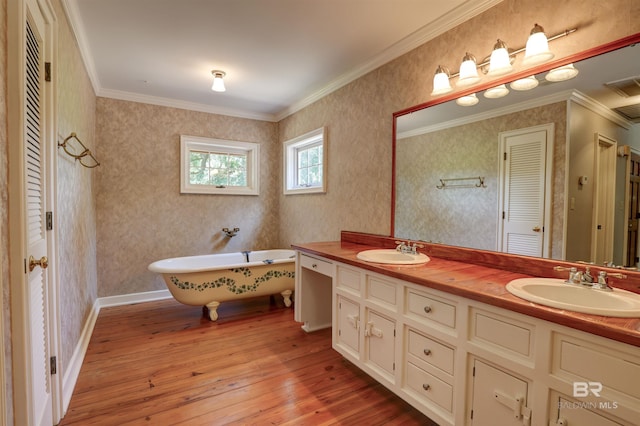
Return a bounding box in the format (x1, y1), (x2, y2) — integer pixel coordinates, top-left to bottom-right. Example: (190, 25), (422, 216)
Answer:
(60, 296), (435, 425)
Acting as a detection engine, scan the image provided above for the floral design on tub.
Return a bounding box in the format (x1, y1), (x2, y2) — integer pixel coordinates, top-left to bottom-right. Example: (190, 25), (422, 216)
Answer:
(169, 269), (295, 295)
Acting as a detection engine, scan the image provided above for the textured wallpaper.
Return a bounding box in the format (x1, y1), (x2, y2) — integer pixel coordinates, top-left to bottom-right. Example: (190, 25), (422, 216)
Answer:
(53, 0), (99, 379)
(95, 99), (279, 297)
(395, 102), (567, 258)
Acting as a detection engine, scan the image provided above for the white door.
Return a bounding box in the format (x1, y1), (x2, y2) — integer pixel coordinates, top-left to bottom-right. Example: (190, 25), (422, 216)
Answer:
(498, 124), (554, 258)
(8, 0), (59, 424)
(592, 134), (617, 264)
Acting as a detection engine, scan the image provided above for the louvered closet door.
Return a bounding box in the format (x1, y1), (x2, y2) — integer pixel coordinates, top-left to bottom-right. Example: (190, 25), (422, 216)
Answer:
(500, 129), (548, 257)
(24, 5), (53, 425)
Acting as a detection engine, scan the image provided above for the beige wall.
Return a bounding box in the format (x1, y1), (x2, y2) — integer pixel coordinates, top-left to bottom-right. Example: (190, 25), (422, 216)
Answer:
(395, 102), (567, 257)
(566, 101), (630, 262)
(95, 99), (279, 297)
(1, 0), (639, 424)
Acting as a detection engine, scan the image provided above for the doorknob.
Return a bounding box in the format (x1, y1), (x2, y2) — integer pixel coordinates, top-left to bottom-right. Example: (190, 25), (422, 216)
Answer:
(532, 226), (541, 232)
(29, 255), (48, 272)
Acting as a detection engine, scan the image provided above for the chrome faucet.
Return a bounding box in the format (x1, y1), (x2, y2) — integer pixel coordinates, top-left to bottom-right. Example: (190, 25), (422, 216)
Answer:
(395, 240), (424, 255)
(554, 266), (626, 291)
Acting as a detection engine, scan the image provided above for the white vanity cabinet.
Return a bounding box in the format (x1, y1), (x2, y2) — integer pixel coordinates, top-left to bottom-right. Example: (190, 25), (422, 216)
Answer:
(294, 251), (640, 426)
(333, 264), (398, 386)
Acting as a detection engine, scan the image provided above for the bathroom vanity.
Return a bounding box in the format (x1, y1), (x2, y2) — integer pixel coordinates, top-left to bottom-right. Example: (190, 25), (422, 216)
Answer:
(293, 232), (640, 426)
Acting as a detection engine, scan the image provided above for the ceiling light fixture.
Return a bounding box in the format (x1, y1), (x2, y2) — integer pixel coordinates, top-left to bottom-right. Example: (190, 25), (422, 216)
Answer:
(211, 70), (226, 92)
(431, 65), (453, 96)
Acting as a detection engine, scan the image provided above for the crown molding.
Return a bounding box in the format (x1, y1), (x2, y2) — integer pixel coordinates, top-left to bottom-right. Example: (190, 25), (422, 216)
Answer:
(97, 88), (277, 121)
(275, 0), (504, 121)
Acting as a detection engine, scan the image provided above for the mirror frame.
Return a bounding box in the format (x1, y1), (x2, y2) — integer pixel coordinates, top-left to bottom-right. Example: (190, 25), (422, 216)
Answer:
(391, 32), (640, 243)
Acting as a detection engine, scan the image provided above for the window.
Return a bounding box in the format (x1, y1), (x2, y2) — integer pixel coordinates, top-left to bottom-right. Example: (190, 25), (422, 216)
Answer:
(283, 127), (327, 194)
(180, 135), (259, 195)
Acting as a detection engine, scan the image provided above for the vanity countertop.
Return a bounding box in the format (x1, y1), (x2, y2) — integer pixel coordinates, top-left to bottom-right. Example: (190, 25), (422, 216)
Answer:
(292, 239), (640, 347)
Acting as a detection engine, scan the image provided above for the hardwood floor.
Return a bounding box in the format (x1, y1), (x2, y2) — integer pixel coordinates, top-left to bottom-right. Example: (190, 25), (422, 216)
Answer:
(60, 296), (434, 425)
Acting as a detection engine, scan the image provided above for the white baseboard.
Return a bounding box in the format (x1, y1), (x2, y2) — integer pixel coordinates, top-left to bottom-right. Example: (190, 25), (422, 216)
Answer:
(61, 289), (173, 413)
(97, 289), (172, 308)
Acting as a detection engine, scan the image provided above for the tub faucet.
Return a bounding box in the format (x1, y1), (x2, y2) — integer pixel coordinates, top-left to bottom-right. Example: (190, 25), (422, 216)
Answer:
(222, 227), (240, 238)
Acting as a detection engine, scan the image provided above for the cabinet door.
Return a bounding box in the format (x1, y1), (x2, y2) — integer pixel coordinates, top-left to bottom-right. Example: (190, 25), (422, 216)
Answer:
(470, 359), (530, 426)
(365, 310), (396, 380)
(336, 295), (360, 357)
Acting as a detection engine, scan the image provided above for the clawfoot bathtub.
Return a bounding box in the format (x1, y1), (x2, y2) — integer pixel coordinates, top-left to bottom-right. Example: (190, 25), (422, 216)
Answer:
(148, 249), (295, 321)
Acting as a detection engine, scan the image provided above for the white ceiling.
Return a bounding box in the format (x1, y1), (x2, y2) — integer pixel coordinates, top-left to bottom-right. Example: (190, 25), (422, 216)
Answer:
(63, 0), (503, 121)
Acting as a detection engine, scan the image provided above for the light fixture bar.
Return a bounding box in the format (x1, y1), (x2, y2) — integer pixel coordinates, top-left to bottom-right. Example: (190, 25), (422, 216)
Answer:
(448, 27), (577, 79)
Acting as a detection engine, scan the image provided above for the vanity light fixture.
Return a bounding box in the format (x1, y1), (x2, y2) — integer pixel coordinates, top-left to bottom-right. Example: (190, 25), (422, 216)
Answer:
(432, 25), (577, 98)
(510, 75), (539, 91)
(431, 65), (453, 96)
(487, 39), (514, 76)
(457, 53), (481, 87)
(456, 93), (479, 106)
(211, 70), (226, 92)
(523, 24), (554, 65)
(545, 63), (579, 82)
(483, 84), (509, 99)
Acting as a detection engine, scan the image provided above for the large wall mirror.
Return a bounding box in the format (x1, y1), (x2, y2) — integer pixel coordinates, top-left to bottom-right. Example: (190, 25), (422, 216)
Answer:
(393, 34), (640, 270)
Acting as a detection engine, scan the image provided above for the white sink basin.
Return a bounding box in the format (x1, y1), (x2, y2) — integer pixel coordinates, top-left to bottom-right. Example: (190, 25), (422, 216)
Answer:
(356, 249), (430, 265)
(506, 278), (640, 317)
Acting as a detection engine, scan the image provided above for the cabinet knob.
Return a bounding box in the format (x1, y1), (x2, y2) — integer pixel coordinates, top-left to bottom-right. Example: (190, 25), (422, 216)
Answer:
(423, 349), (432, 356)
(423, 306), (432, 313)
(422, 384), (431, 391)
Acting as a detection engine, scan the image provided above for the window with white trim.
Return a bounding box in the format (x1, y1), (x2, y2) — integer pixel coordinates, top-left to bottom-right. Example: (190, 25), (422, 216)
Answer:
(283, 127), (327, 194)
(180, 135), (259, 195)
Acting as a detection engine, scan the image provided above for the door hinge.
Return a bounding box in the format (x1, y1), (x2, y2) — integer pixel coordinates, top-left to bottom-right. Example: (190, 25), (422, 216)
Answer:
(504, 152), (507, 161)
(50, 356), (57, 375)
(502, 211), (505, 220)
(472, 366), (476, 376)
(45, 62), (51, 82)
(470, 409), (474, 419)
(46, 211), (53, 231)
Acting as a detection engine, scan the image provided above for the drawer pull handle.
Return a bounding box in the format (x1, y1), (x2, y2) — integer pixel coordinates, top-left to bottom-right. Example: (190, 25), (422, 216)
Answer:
(422, 384), (431, 391)
(423, 306), (432, 313)
(423, 349), (432, 356)
(312, 264), (317, 268)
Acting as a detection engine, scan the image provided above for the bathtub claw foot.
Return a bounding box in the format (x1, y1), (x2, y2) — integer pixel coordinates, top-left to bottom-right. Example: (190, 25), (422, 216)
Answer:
(281, 290), (293, 308)
(206, 301), (220, 321)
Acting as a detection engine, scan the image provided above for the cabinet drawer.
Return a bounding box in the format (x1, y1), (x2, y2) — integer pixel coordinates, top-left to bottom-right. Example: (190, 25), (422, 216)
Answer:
(553, 334), (640, 400)
(406, 290), (456, 329)
(406, 362), (453, 412)
(470, 309), (534, 359)
(337, 266), (361, 293)
(299, 254), (333, 277)
(367, 275), (397, 307)
(407, 329), (454, 375)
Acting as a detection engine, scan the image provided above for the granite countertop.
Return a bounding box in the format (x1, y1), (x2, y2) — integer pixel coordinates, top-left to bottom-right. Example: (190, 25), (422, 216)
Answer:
(292, 240), (640, 347)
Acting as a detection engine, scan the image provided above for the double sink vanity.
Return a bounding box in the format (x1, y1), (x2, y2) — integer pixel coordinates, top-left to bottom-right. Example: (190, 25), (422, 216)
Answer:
(292, 231), (640, 426)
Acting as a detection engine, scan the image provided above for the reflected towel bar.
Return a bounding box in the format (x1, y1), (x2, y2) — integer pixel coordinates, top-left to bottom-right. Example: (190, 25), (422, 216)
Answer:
(436, 176), (486, 189)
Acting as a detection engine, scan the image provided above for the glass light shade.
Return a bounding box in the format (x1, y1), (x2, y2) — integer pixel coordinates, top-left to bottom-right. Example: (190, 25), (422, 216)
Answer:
(457, 53), (481, 87)
(523, 25), (554, 65)
(484, 84), (509, 99)
(431, 66), (453, 96)
(545, 64), (579, 82)
(456, 93), (479, 106)
(211, 71), (226, 92)
(510, 76), (539, 91)
(487, 40), (513, 76)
